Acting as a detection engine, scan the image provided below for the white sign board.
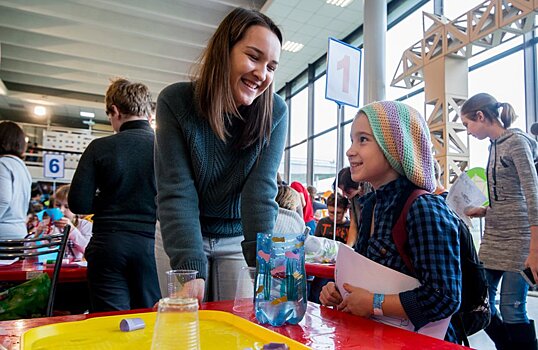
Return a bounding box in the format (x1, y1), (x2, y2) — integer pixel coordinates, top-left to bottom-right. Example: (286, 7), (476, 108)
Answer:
(326, 37), (362, 107)
(43, 154), (65, 179)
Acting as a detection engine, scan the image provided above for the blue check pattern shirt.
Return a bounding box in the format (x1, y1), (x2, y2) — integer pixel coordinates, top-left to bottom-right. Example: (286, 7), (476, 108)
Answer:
(356, 177), (461, 341)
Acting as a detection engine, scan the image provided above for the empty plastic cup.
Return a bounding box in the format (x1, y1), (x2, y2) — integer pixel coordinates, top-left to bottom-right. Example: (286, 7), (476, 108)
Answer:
(151, 297), (200, 350)
(233, 266), (256, 314)
(166, 269), (198, 299)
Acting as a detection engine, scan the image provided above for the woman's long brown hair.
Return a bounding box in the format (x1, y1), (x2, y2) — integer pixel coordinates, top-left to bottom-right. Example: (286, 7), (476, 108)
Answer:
(193, 8), (282, 150)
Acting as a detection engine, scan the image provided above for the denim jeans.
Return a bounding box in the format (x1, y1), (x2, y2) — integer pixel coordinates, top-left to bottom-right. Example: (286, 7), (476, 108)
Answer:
(486, 268), (529, 324)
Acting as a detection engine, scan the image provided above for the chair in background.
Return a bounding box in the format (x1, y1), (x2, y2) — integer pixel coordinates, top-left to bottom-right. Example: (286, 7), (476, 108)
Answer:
(0, 226), (71, 316)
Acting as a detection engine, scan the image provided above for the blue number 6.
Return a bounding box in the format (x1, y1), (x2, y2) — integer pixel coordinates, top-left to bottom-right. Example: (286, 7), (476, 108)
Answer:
(49, 158), (60, 173)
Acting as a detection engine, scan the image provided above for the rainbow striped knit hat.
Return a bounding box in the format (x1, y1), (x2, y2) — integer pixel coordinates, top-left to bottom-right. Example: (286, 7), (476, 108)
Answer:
(358, 101), (435, 192)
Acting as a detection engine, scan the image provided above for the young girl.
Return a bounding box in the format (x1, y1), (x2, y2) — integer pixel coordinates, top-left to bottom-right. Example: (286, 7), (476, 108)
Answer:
(462, 93), (538, 348)
(320, 101), (461, 342)
(155, 8), (286, 302)
(52, 184), (93, 261)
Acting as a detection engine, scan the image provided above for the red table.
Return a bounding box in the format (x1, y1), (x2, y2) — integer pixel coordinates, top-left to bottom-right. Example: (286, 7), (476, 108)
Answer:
(305, 262), (335, 279)
(0, 300), (469, 350)
(0, 260), (87, 284)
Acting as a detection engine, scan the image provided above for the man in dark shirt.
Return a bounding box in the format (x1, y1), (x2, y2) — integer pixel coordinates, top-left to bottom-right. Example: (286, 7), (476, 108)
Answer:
(69, 78), (160, 311)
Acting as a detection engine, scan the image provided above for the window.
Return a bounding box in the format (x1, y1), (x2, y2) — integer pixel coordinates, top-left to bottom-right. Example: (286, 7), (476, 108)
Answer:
(386, 1), (433, 100)
(313, 129), (337, 193)
(314, 76), (338, 134)
(289, 142), (307, 183)
(289, 87), (308, 146)
(288, 87), (308, 182)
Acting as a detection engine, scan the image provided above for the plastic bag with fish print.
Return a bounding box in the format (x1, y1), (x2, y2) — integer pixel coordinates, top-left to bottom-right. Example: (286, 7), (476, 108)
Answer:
(254, 231), (307, 326)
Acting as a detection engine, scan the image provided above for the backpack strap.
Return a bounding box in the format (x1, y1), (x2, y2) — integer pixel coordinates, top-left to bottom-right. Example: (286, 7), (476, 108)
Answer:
(392, 189), (429, 276)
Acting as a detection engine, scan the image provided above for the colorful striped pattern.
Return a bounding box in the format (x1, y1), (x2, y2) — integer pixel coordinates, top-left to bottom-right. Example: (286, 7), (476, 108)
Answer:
(359, 101), (435, 192)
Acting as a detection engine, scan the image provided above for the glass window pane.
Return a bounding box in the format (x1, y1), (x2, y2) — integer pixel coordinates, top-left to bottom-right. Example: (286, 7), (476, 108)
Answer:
(289, 142), (307, 183)
(290, 88), (308, 145)
(313, 129), (338, 193)
(386, 1), (433, 100)
(314, 76), (339, 134)
(400, 91), (426, 115)
(443, 0), (488, 21)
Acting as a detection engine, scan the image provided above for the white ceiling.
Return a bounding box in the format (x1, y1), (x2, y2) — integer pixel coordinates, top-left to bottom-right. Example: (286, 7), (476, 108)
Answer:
(0, 0), (367, 129)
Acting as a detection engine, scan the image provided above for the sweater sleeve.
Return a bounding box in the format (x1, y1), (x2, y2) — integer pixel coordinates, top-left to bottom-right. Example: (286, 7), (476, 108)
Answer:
(155, 84), (207, 279)
(240, 94), (288, 267)
(511, 135), (538, 226)
(68, 142), (98, 215)
(0, 162), (12, 218)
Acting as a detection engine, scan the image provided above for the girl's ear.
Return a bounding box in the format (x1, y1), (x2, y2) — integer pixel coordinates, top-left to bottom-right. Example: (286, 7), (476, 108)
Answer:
(476, 110), (485, 121)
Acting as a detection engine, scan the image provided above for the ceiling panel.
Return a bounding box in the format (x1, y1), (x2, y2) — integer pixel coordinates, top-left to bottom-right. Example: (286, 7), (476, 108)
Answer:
(0, 0), (373, 129)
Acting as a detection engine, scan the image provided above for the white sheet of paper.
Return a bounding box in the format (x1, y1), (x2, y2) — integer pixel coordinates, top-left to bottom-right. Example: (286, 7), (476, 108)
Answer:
(335, 245), (450, 340)
(446, 172), (488, 227)
(0, 257), (19, 266)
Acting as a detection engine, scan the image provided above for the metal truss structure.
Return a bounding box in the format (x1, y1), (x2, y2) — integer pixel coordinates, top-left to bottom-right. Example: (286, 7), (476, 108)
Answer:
(391, 0), (538, 186)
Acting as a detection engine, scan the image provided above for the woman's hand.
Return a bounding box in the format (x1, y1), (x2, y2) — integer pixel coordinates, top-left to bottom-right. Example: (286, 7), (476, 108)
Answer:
(525, 251), (538, 285)
(526, 226), (538, 284)
(185, 278), (205, 303)
(319, 282), (343, 307)
(337, 283), (373, 317)
(153, 278), (206, 309)
(464, 206), (487, 218)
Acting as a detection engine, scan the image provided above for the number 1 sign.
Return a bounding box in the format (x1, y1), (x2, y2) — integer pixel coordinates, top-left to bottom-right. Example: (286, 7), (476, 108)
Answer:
(326, 37), (362, 107)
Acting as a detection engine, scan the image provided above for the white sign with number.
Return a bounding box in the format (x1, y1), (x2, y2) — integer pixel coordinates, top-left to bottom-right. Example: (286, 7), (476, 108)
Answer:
(326, 37), (362, 107)
(43, 154), (65, 179)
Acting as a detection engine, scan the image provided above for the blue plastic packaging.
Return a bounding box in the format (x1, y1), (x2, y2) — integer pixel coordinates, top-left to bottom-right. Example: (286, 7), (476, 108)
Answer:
(254, 232), (307, 326)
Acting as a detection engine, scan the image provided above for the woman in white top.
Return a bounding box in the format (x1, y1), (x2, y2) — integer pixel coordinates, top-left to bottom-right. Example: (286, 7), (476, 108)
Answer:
(0, 121), (32, 240)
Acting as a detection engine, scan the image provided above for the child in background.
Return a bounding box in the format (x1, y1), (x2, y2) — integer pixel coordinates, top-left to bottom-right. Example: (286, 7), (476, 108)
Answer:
(291, 181), (316, 233)
(320, 101), (461, 342)
(314, 193), (350, 245)
(52, 184), (93, 260)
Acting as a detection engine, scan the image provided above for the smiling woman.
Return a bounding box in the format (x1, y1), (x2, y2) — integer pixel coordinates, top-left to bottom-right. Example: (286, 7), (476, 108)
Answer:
(154, 8), (288, 303)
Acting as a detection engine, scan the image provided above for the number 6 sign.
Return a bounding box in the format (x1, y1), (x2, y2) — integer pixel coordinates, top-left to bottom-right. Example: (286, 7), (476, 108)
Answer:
(326, 37), (362, 107)
(43, 154), (65, 179)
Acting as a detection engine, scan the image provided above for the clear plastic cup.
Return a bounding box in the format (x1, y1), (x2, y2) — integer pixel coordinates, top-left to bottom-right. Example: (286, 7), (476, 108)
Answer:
(166, 269), (198, 299)
(151, 297), (200, 350)
(233, 266), (256, 314)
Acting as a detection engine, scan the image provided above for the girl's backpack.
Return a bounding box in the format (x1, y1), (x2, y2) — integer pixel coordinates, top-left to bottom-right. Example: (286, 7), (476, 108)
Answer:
(393, 189), (491, 346)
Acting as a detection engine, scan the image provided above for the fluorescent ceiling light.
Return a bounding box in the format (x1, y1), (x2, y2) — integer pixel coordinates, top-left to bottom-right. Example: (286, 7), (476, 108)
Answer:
(80, 111), (95, 118)
(33, 105), (47, 117)
(326, 0), (354, 7)
(282, 41), (304, 53)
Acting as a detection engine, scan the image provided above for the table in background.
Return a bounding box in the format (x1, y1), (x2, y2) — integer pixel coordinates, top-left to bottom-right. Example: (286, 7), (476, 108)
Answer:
(305, 262), (335, 279)
(0, 259), (87, 284)
(0, 300), (469, 350)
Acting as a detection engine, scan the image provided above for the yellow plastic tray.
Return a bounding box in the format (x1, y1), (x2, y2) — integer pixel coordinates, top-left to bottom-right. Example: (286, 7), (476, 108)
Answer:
(21, 310), (310, 349)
